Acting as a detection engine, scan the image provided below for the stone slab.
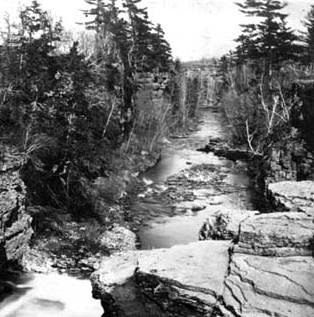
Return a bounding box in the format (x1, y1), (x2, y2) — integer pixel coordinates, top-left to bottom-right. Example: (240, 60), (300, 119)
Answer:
(223, 253), (314, 317)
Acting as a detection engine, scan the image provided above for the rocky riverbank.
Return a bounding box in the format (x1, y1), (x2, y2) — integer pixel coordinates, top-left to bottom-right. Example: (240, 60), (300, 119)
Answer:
(0, 140), (162, 276)
(91, 180), (314, 317)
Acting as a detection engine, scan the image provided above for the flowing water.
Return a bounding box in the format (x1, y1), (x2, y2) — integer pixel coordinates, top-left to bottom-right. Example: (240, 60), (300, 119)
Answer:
(134, 108), (254, 249)
(0, 273), (102, 317)
(0, 108), (254, 316)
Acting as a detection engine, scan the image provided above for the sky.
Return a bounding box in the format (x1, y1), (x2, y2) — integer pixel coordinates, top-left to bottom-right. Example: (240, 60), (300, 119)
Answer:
(1, 0), (313, 61)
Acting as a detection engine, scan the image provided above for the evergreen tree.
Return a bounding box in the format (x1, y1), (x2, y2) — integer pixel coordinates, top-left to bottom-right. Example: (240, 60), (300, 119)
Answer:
(84, 0), (136, 139)
(123, 0), (154, 71)
(235, 0), (297, 68)
(150, 24), (172, 71)
(301, 5), (314, 63)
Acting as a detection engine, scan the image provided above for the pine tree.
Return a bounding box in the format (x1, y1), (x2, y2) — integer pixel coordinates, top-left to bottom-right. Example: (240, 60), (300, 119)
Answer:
(150, 24), (172, 71)
(235, 0), (297, 68)
(301, 5), (314, 63)
(123, 0), (154, 71)
(84, 0), (136, 139)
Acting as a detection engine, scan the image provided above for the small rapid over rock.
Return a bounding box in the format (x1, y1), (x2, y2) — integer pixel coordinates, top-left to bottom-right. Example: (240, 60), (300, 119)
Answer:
(0, 273), (102, 317)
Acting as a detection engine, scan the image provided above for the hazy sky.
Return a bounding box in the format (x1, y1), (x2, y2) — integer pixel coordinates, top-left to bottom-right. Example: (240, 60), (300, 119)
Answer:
(1, 0), (313, 61)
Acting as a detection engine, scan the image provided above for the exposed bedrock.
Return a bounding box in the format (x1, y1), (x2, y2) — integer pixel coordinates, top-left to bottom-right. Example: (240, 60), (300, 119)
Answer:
(91, 241), (231, 317)
(209, 209), (259, 240)
(235, 212), (314, 256)
(0, 145), (33, 270)
(222, 253), (314, 317)
(91, 181), (314, 317)
(268, 180), (314, 214)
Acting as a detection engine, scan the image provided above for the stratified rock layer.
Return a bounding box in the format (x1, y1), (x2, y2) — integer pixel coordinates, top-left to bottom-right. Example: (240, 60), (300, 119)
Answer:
(91, 181), (314, 317)
(0, 145), (33, 269)
(223, 254), (314, 317)
(91, 241), (231, 317)
(235, 212), (314, 256)
(268, 180), (314, 214)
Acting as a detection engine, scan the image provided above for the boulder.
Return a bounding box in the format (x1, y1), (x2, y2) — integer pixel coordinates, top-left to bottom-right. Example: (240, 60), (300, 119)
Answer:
(209, 209), (259, 240)
(222, 253), (314, 317)
(268, 181), (314, 215)
(91, 240), (232, 316)
(235, 212), (314, 256)
(100, 224), (138, 252)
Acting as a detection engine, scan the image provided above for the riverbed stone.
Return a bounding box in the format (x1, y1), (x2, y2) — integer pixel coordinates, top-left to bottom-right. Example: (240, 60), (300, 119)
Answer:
(223, 253), (314, 317)
(235, 212), (314, 256)
(268, 180), (314, 214)
(91, 240), (232, 316)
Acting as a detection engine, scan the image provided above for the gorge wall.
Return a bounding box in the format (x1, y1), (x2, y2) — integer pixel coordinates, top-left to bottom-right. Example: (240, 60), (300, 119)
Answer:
(0, 145), (33, 271)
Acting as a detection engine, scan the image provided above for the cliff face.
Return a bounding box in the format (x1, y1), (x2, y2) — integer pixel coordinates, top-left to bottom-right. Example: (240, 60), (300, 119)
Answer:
(0, 144), (33, 270)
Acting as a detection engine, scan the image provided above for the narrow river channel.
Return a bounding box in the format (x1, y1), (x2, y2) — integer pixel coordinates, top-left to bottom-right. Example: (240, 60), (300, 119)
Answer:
(134, 108), (254, 249)
(0, 108), (254, 316)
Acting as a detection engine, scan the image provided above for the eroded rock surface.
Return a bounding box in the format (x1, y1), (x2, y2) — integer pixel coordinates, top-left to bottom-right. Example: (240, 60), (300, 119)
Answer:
(0, 145), (33, 269)
(223, 254), (314, 317)
(91, 241), (231, 316)
(92, 178), (314, 317)
(268, 180), (314, 214)
(235, 212), (314, 256)
(210, 209), (259, 240)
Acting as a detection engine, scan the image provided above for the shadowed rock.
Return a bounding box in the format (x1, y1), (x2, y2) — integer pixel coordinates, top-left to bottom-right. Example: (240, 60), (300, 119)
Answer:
(0, 145), (33, 269)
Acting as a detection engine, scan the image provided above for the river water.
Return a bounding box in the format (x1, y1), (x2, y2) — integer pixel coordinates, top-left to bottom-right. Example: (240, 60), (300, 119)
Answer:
(0, 273), (102, 317)
(0, 108), (254, 316)
(135, 108), (254, 249)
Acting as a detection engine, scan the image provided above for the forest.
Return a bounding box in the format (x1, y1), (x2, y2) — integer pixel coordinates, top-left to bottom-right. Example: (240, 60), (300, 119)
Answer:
(0, 1), (314, 316)
(0, 0), (204, 270)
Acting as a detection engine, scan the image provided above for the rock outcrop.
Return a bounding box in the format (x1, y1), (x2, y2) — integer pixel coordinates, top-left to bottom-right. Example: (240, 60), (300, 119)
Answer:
(223, 254), (314, 317)
(91, 241), (231, 316)
(0, 145), (33, 269)
(197, 138), (256, 162)
(268, 180), (314, 214)
(91, 181), (314, 317)
(235, 212), (314, 256)
(210, 209), (259, 240)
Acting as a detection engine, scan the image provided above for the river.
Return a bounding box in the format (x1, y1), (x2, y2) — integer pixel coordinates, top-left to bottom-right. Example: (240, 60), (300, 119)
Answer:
(134, 108), (254, 249)
(0, 108), (254, 316)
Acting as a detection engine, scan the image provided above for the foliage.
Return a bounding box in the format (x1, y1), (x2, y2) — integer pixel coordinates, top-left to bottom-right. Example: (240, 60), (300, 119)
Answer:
(235, 0), (298, 69)
(219, 62), (305, 155)
(301, 5), (314, 64)
(0, 0), (186, 219)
